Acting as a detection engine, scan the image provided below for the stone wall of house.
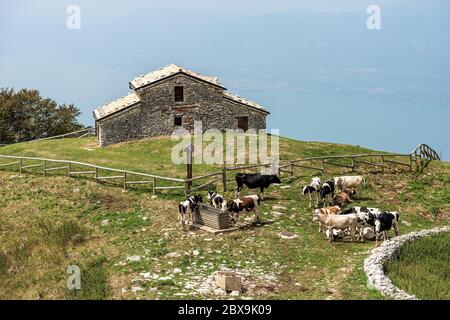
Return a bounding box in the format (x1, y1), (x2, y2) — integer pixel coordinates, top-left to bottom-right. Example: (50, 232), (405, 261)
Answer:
(96, 74), (268, 147)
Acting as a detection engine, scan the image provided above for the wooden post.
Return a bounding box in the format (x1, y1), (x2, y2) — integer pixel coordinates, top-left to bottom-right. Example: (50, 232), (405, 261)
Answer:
(123, 172), (127, 190)
(222, 166), (227, 192)
(381, 156), (385, 173)
(290, 163), (294, 177)
(19, 158), (23, 173)
(351, 157), (356, 173)
(44, 160), (47, 176)
(95, 167), (99, 182)
(409, 154), (413, 172)
(185, 145), (193, 191)
(152, 177), (156, 196)
(184, 181), (189, 198)
(321, 159), (325, 175)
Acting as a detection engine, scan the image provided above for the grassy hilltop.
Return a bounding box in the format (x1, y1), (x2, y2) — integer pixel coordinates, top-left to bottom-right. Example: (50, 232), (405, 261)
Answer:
(0, 137), (448, 299)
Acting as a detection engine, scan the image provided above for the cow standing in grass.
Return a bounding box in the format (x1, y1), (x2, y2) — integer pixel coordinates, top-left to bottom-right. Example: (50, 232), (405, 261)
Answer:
(302, 177), (322, 208)
(235, 173), (281, 200)
(226, 195), (261, 225)
(178, 195), (203, 230)
(334, 176), (365, 193)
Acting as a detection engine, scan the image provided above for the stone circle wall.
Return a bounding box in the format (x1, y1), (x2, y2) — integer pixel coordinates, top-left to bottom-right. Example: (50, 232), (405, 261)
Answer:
(364, 226), (450, 300)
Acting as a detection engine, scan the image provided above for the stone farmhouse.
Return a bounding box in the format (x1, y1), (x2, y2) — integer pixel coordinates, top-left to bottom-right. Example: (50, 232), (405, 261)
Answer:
(93, 64), (269, 147)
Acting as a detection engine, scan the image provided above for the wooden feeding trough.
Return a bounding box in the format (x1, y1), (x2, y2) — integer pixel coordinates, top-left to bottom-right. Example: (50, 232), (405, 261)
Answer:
(192, 203), (238, 234)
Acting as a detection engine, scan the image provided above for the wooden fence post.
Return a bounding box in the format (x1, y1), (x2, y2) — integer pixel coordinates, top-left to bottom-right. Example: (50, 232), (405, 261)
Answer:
(184, 181), (189, 198)
(321, 159), (325, 175)
(409, 154), (413, 172)
(123, 172), (127, 190)
(19, 158), (23, 173)
(351, 157), (355, 173)
(95, 167), (99, 182)
(222, 166), (227, 192)
(152, 177), (156, 196)
(290, 163), (294, 177)
(68, 162), (72, 177)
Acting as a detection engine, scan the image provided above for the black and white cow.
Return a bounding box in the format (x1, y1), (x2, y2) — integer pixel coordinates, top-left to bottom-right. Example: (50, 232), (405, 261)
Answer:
(207, 191), (224, 210)
(235, 173), (281, 200)
(302, 177), (322, 208)
(341, 206), (380, 241)
(319, 179), (335, 207)
(375, 211), (400, 245)
(178, 195), (203, 230)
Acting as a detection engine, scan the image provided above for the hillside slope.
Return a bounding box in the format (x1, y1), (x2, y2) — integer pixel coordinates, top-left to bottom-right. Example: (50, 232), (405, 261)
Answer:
(0, 137), (448, 300)
(0, 136), (381, 179)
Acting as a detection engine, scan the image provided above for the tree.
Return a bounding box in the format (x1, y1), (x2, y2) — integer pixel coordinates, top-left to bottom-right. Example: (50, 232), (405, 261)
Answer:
(0, 88), (84, 144)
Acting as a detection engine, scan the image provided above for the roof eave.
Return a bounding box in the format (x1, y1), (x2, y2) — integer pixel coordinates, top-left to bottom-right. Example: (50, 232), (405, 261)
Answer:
(223, 96), (269, 115)
(131, 71), (226, 91)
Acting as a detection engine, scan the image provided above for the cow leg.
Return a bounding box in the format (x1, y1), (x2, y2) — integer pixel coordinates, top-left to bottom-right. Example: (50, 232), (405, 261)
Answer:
(308, 193), (312, 208)
(260, 187), (265, 200)
(393, 222), (399, 237)
(254, 209), (259, 223)
(235, 186), (242, 199)
(328, 227), (334, 242)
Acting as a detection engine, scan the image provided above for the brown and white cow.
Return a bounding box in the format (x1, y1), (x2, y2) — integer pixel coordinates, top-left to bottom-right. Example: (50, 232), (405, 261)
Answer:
(226, 194), (261, 225)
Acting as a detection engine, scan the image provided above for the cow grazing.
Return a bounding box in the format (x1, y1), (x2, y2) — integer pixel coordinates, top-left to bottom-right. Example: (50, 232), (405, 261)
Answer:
(313, 206), (342, 232)
(235, 173), (281, 200)
(334, 176), (365, 192)
(375, 211), (400, 245)
(207, 191), (224, 210)
(302, 177), (322, 208)
(313, 212), (358, 242)
(178, 195), (203, 230)
(319, 179), (335, 206)
(226, 194), (261, 225)
(333, 188), (356, 207)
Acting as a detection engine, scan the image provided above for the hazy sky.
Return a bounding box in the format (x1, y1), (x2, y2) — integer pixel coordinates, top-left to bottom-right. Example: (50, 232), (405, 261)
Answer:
(1, 0), (449, 159)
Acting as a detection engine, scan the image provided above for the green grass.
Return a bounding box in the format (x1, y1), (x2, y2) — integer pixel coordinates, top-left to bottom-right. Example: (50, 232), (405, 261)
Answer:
(386, 233), (450, 300)
(0, 136), (381, 179)
(0, 136), (449, 300)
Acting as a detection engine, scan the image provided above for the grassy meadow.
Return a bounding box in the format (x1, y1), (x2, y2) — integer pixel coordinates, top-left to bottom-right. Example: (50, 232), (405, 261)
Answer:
(386, 233), (450, 300)
(0, 136), (448, 299)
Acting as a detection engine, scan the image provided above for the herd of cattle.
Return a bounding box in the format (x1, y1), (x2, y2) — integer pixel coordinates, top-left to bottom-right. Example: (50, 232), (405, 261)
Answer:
(178, 173), (400, 245)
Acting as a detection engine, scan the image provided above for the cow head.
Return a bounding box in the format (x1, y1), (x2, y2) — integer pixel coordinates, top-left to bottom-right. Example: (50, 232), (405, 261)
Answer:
(226, 200), (239, 213)
(343, 188), (356, 196)
(312, 209), (321, 220)
(207, 191), (214, 199)
(269, 175), (282, 184)
(193, 195), (203, 203)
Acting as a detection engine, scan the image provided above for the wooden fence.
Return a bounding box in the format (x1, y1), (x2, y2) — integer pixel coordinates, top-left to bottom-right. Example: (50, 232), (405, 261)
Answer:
(0, 144), (440, 197)
(0, 154), (184, 196)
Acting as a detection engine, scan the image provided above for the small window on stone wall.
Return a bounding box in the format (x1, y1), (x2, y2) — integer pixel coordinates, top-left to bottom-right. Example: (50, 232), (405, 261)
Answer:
(174, 115), (182, 126)
(174, 86), (184, 102)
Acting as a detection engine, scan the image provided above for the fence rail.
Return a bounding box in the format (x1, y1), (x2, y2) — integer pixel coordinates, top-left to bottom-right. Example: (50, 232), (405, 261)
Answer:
(0, 144), (441, 197)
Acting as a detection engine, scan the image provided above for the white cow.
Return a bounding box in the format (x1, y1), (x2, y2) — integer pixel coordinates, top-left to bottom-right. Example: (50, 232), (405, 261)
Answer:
(313, 212), (358, 242)
(334, 176), (365, 192)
